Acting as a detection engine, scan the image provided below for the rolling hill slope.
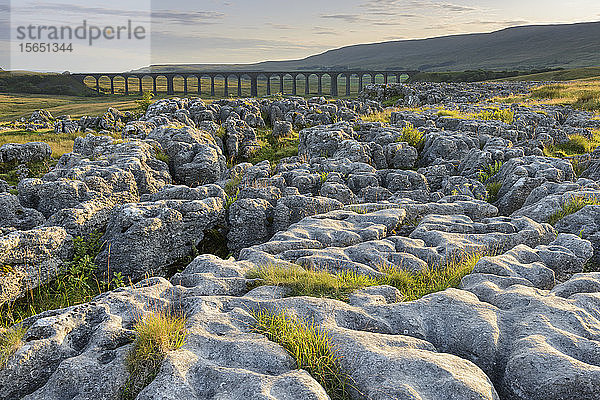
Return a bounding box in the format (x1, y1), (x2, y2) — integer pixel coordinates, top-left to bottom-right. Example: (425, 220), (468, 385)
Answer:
(146, 21), (600, 73)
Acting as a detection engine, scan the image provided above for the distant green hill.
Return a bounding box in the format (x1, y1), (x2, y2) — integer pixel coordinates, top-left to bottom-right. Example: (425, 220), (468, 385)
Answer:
(146, 21), (600, 73)
(0, 71), (96, 96)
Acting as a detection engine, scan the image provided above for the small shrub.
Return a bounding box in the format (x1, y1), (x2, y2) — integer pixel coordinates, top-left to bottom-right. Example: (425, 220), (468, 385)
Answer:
(478, 161), (504, 183)
(397, 123), (425, 151)
(0, 326), (26, 368)
(136, 91), (154, 114)
(251, 309), (350, 400)
(547, 196), (600, 225)
(121, 311), (187, 400)
(486, 181), (502, 203)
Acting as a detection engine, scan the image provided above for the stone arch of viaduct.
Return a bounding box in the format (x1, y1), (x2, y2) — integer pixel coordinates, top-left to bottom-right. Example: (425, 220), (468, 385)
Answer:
(70, 70), (420, 97)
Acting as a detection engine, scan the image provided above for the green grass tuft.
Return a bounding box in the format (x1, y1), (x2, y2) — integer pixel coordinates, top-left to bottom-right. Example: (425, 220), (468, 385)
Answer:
(530, 84), (568, 99)
(382, 95), (404, 107)
(378, 251), (486, 301)
(120, 311), (187, 400)
(0, 326), (26, 369)
(152, 145), (169, 164)
(0, 158), (58, 186)
(362, 109), (394, 123)
(547, 196), (600, 225)
(251, 309), (351, 400)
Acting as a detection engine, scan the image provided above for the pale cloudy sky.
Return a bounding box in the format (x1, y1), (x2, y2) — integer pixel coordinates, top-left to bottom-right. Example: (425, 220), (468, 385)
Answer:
(151, 0), (600, 64)
(2, 0), (600, 71)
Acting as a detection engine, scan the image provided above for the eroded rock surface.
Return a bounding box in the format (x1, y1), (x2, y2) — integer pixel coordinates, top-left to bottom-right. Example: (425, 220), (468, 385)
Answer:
(3, 83), (600, 399)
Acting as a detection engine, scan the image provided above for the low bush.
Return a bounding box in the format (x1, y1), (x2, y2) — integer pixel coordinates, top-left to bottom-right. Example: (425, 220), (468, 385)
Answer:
(136, 91), (154, 114)
(251, 309), (350, 400)
(120, 311), (187, 400)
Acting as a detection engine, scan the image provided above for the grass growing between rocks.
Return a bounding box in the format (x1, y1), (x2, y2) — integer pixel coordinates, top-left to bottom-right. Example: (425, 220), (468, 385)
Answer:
(436, 107), (514, 124)
(362, 109), (396, 123)
(0, 326), (26, 369)
(0, 232), (123, 328)
(246, 128), (299, 165)
(485, 181), (502, 203)
(379, 251), (486, 301)
(247, 268), (378, 302)
(0, 128), (121, 160)
(0, 158), (58, 187)
(543, 131), (600, 158)
(499, 80), (600, 112)
(120, 311), (187, 400)
(248, 251), (488, 303)
(396, 123), (425, 151)
(477, 161), (504, 203)
(547, 196), (600, 225)
(251, 309), (351, 400)
(478, 161), (504, 183)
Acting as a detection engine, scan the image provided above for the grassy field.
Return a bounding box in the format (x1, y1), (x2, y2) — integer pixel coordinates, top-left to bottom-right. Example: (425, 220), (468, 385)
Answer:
(497, 78), (600, 112)
(0, 129), (104, 159)
(500, 67), (600, 81)
(0, 93), (148, 122)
